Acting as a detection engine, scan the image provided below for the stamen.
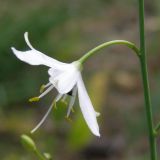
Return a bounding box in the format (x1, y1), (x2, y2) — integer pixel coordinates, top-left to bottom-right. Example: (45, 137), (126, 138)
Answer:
(40, 85), (46, 93)
(29, 97), (40, 102)
(40, 82), (52, 93)
(54, 94), (63, 109)
(38, 85), (54, 99)
(29, 83), (53, 102)
(31, 102), (54, 134)
(30, 94), (63, 134)
(62, 94), (67, 101)
(66, 86), (77, 117)
(61, 95), (68, 106)
(55, 94), (63, 102)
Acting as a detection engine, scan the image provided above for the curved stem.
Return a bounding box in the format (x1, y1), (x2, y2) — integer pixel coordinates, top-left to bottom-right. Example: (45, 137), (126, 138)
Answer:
(78, 40), (140, 64)
(138, 0), (157, 159)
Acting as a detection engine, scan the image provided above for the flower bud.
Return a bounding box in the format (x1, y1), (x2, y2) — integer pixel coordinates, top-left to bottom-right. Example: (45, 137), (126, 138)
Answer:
(21, 134), (36, 152)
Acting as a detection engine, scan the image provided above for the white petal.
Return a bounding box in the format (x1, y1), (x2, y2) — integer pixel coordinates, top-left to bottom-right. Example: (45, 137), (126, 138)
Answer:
(48, 68), (63, 77)
(11, 32), (69, 69)
(24, 32), (34, 50)
(49, 68), (80, 94)
(11, 47), (67, 69)
(77, 75), (100, 137)
(48, 61), (82, 77)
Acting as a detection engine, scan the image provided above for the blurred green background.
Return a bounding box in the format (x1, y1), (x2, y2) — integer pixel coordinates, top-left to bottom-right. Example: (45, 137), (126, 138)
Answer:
(0, 0), (160, 159)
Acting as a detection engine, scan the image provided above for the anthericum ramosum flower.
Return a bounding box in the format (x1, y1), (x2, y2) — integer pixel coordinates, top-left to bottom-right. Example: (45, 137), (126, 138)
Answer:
(11, 32), (100, 137)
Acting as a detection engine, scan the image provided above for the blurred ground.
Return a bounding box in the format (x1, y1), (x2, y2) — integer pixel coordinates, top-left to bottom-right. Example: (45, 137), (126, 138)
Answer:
(0, 0), (160, 159)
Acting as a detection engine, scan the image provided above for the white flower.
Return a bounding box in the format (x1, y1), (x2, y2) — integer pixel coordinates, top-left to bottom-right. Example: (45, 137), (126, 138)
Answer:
(11, 32), (100, 137)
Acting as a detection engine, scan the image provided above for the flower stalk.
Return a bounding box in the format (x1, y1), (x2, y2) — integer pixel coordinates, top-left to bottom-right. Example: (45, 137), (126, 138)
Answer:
(21, 134), (47, 160)
(79, 40), (140, 64)
(34, 150), (46, 160)
(138, 0), (157, 159)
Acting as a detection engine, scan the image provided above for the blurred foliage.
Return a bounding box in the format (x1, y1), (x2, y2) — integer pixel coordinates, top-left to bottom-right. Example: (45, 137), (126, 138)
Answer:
(0, 0), (160, 160)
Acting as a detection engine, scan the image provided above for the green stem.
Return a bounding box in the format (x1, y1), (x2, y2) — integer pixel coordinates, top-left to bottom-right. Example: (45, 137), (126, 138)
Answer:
(138, 0), (157, 159)
(78, 40), (140, 64)
(34, 150), (46, 160)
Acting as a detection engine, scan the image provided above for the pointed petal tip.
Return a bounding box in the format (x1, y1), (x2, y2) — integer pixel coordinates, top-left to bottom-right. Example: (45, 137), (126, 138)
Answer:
(24, 32), (28, 37)
(11, 47), (17, 55)
(24, 31), (34, 49)
(93, 130), (100, 137)
(11, 47), (15, 51)
(11, 47), (21, 58)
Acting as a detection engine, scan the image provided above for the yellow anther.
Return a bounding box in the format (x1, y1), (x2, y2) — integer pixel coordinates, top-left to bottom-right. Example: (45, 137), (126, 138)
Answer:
(40, 84), (45, 93)
(29, 97), (40, 102)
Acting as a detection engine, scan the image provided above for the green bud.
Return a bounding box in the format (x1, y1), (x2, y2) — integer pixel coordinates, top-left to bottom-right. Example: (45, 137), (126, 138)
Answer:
(21, 134), (37, 152)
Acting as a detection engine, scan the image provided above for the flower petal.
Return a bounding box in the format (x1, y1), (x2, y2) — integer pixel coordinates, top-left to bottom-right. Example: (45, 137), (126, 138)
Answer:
(11, 32), (68, 69)
(77, 75), (100, 137)
(24, 32), (34, 50)
(49, 65), (80, 94)
(48, 68), (63, 77)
